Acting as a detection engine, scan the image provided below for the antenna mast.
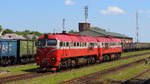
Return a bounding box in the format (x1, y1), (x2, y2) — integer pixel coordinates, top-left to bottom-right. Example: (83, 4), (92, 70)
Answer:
(84, 6), (88, 23)
(62, 18), (66, 33)
(136, 11), (139, 43)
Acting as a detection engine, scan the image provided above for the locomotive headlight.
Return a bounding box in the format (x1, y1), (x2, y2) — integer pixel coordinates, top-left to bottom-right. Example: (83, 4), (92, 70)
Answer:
(36, 57), (40, 60)
(51, 57), (56, 62)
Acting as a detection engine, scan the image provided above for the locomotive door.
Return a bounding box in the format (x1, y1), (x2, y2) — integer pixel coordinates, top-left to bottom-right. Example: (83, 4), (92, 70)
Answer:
(62, 42), (70, 57)
(65, 42), (70, 57)
(98, 42), (103, 60)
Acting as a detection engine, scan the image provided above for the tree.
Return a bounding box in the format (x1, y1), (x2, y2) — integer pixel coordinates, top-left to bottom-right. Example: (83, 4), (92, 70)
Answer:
(0, 25), (3, 31)
(3, 29), (14, 35)
(68, 30), (78, 34)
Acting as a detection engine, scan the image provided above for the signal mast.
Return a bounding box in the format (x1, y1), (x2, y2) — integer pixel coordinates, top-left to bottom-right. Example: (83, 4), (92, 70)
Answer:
(136, 11), (139, 43)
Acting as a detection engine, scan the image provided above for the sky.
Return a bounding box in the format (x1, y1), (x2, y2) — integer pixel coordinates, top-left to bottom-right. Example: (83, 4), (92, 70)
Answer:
(0, 0), (150, 42)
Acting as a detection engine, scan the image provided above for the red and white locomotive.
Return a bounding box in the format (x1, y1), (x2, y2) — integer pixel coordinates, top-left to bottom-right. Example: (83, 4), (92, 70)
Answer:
(35, 33), (122, 71)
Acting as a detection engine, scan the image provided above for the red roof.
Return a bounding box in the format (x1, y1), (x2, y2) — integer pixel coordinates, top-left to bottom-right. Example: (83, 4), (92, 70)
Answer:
(96, 37), (121, 43)
(38, 33), (121, 43)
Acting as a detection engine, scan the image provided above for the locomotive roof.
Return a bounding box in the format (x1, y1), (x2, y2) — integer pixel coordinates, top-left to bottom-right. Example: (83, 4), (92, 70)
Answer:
(38, 33), (121, 43)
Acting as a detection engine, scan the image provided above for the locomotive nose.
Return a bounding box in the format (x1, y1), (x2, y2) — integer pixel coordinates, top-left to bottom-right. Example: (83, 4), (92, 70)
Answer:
(42, 59), (49, 66)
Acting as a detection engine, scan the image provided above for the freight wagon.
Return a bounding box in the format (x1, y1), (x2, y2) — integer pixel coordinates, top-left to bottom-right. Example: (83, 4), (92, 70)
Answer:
(0, 40), (36, 66)
(122, 43), (150, 52)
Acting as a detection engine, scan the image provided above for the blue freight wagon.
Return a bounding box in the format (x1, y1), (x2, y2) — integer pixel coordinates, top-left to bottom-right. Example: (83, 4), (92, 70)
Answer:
(0, 40), (36, 66)
(0, 40), (17, 65)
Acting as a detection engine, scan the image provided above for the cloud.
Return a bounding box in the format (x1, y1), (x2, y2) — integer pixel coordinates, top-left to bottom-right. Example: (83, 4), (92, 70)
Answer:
(100, 6), (126, 15)
(64, 0), (75, 6)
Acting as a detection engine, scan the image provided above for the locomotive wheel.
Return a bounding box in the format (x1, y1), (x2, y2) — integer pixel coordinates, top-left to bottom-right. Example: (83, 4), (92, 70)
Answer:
(91, 57), (95, 64)
(71, 60), (76, 68)
(117, 53), (121, 59)
(111, 54), (115, 60)
(66, 60), (72, 68)
(103, 55), (110, 61)
(86, 58), (90, 65)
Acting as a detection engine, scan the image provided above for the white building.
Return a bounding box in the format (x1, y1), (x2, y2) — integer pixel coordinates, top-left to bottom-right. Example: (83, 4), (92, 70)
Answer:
(0, 34), (26, 40)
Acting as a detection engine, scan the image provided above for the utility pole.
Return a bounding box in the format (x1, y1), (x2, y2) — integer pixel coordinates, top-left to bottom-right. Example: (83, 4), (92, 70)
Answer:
(84, 6), (88, 23)
(53, 28), (56, 34)
(136, 11), (139, 43)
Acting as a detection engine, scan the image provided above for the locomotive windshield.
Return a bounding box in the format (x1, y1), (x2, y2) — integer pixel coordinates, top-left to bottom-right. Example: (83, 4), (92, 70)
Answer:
(47, 39), (57, 46)
(36, 39), (46, 46)
(36, 39), (57, 47)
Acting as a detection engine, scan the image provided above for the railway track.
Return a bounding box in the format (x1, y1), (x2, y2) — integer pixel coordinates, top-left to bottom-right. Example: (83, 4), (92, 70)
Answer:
(143, 78), (150, 84)
(60, 57), (150, 84)
(122, 69), (150, 84)
(0, 72), (52, 84)
(0, 52), (150, 84)
(0, 63), (35, 68)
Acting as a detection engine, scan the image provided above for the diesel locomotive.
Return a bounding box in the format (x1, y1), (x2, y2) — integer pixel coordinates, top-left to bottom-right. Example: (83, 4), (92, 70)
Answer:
(35, 33), (122, 71)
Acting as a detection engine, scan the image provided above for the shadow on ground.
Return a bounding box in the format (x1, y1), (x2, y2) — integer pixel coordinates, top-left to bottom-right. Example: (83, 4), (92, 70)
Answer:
(22, 68), (38, 72)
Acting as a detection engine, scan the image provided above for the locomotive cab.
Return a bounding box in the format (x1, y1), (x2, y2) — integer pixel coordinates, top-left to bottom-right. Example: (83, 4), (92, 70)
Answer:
(35, 35), (60, 71)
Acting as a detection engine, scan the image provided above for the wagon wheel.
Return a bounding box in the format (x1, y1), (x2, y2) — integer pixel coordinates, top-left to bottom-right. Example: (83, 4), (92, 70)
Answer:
(8, 59), (11, 65)
(1, 59), (9, 66)
(21, 58), (26, 64)
(26, 57), (30, 63)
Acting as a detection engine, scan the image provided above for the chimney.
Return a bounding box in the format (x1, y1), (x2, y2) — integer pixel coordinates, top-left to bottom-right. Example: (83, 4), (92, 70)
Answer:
(79, 23), (91, 32)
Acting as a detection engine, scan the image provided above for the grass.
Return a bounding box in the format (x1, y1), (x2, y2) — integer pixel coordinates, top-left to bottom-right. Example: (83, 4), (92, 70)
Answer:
(0, 64), (37, 72)
(91, 63), (150, 84)
(7, 54), (150, 84)
(121, 49), (150, 57)
(135, 68), (150, 80)
(0, 64), (38, 77)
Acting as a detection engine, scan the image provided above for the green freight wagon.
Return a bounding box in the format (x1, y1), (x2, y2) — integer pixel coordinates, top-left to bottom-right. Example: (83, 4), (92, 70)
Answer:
(17, 40), (36, 64)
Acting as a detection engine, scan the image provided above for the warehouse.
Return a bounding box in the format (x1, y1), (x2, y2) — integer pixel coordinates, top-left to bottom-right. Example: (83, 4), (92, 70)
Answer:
(78, 23), (133, 44)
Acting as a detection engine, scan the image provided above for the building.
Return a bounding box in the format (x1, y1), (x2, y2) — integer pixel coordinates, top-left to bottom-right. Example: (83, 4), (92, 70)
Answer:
(24, 34), (38, 39)
(78, 23), (133, 43)
(0, 34), (26, 40)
